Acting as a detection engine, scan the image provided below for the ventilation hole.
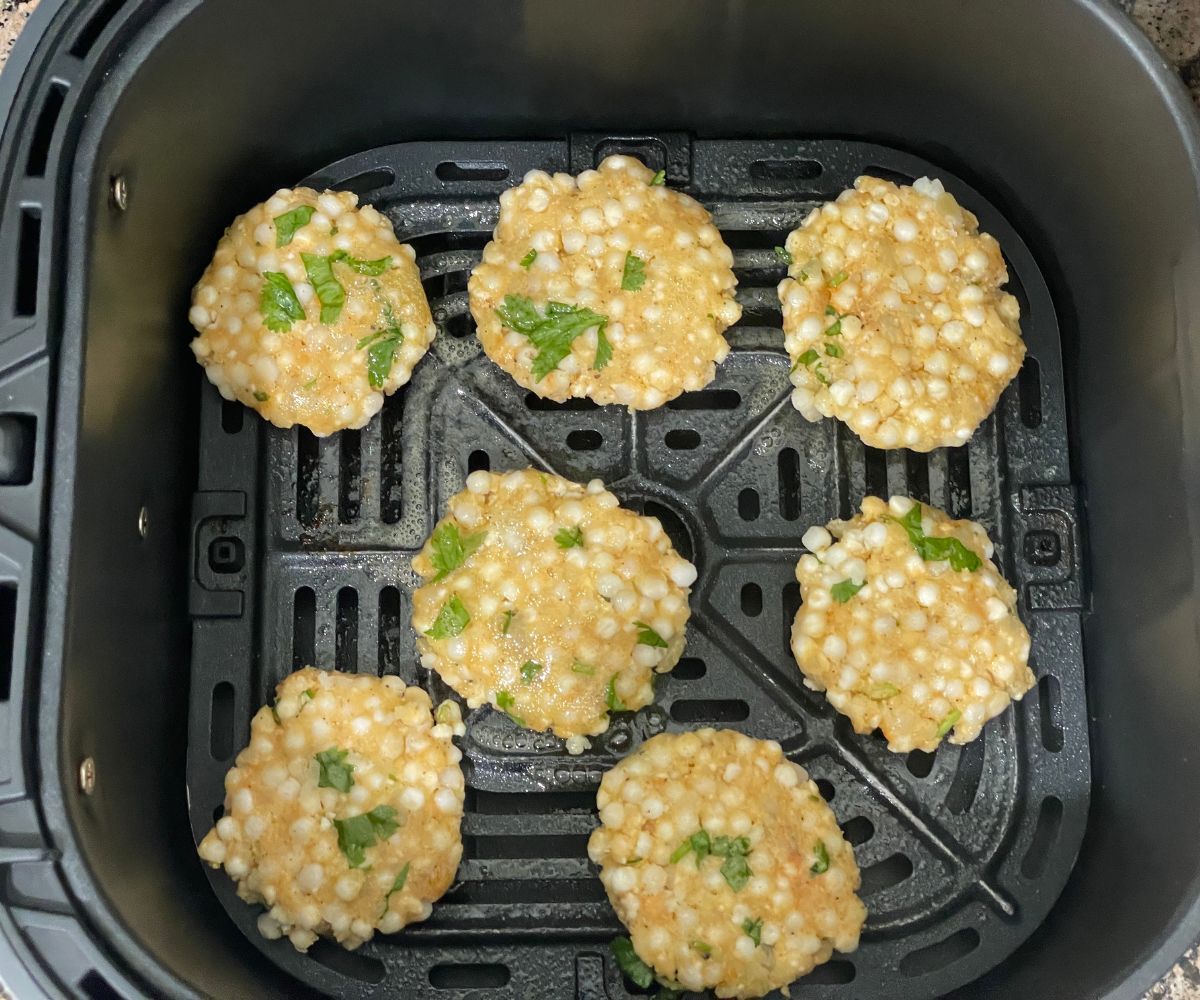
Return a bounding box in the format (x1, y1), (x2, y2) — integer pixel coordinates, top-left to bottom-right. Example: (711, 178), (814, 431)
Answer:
(749, 158), (822, 181)
(0, 583), (13, 702)
(905, 451), (930, 504)
(436, 160), (510, 182)
(339, 431), (361, 524)
(0, 414), (35, 486)
(220, 399), (243, 434)
(863, 164), (915, 186)
(642, 500), (693, 563)
(1038, 674), (1064, 752)
(470, 789), (596, 814)
(906, 749), (936, 779)
(740, 582), (763, 617)
(78, 971), (122, 1000)
(567, 429), (602, 451)
(665, 428), (701, 450)
(1020, 796), (1064, 879)
(209, 681), (235, 761)
(802, 960), (855, 985)
(207, 536), (244, 574)
(1019, 356), (1043, 428)
(444, 877), (606, 906)
(860, 853), (914, 894)
(900, 927), (980, 977)
(947, 445), (973, 517)
(670, 699), (750, 723)
(309, 939), (386, 984)
(26, 81), (66, 177)
(667, 389), (741, 410)
(595, 138), (668, 171)
(946, 733), (986, 815)
(15, 209), (40, 317)
(335, 587), (358, 672)
(864, 446), (888, 498)
(815, 779), (835, 801)
(337, 167), (395, 196)
(468, 449), (490, 473)
(781, 581), (800, 654)
(841, 816), (875, 846)
(737, 487), (760, 521)
(70, 0), (126, 56)
(292, 587), (316, 670)
(379, 386), (406, 524)
(777, 447), (802, 521)
(296, 429), (320, 527)
(673, 657), (706, 680)
(378, 587), (403, 673)
(524, 392), (599, 411)
(468, 834), (591, 859)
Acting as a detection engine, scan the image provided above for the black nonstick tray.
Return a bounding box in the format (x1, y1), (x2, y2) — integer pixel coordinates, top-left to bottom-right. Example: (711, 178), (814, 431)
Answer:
(185, 134), (1089, 999)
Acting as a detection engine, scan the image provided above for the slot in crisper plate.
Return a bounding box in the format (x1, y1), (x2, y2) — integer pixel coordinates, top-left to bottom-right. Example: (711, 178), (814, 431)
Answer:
(186, 135), (1090, 1000)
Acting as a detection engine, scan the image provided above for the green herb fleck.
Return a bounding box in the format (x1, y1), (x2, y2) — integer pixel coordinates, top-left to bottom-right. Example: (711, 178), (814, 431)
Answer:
(831, 578), (865, 603)
(612, 937), (654, 989)
(626, 855), (643, 865)
(825, 317), (843, 337)
(868, 683), (901, 700)
(825, 305), (839, 316)
(501, 609), (515, 634)
(796, 348), (820, 367)
(519, 249), (537, 268)
(496, 689), (525, 726)
(650, 170), (666, 186)
(813, 364), (831, 385)
(571, 660), (595, 676)
(520, 661), (542, 683)
(671, 829), (713, 865)
(329, 226), (338, 236)
(330, 250), (392, 275)
(315, 748), (354, 793)
(605, 675), (626, 713)
(691, 940), (713, 958)
(273, 206), (315, 247)
(429, 522), (488, 581)
(302, 688), (316, 700)
(773, 246), (793, 265)
(811, 840), (830, 875)
(742, 917), (762, 946)
(435, 700), (458, 725)
(301, 252), (346, 324)
(936, 708), (962, 738)
(252, 390), (270, 402)
(555, 525), (585, 549)
(799, 270), (810, 281)
(634, 621), (668, 648)
(712, 835), (752, 857)
(303, 376), (319, 390)
(425, 595), (470, 639)
(721, 853), (753, 891)
(380, 861), (411, 917)
(333, 806), (399, 868)
(893, 504), (982, 571)
(621, 252), (647, 292)
(594, 325), (613, 370)
(496, 294), (610, 381)
(828, 270), (849, 288)
(825, 342), (844, 358)
(260, 272), (305, 332)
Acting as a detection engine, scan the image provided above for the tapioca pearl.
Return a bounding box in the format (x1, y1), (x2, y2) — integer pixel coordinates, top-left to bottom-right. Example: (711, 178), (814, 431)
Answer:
(985, 597), (1008, 621)
(822, 635), (847, 661)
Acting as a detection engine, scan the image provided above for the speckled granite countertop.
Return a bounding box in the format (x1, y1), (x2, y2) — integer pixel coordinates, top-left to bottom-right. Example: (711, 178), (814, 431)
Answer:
(0, 0), (1197, 997)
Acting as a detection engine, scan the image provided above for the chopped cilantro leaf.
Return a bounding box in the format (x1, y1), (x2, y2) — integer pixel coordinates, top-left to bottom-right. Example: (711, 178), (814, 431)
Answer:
(825, 342), (844, 358)
(811, 840), (830, 875)
(252, 390), (270, 402)
(520, 661), (542, 683)
(831, 578), (865, 603)
(496, 690), (524, 726)
(869, 683), (901, 700)
(605, 675), (626, 713)
(429, 522), (488, 580)
(742, 917), (762, 946)
(331, 250), (391, 275)
(496, 294), (609, 381)
(273, 205), (315, 247)
(519, 249), (537, 268)
(650, 170), (666, 186)
(621, 252), (647, 292)
(380, 861), (411, 917)
(797, 348), (820, 367)
(893, 504), (982, 571)
(825, 305), (839, 316)
(594, 325), (613, 370)
(721, 853), (753, 890)
(634, 621), (667, 648)
(501, 609), (515, 634)
(425, 596), (470, 639)
(773, 245), (793, 264)
(555, 525), (585, 548)
(333, 806), (398, 868)
(825, 317), (843, 337)
(302, 688), (316, 700)
(691, 940), (712, 958)
(315, 747), (354, 793)
(828, 270), (849, 287)
(301, 252), (346, 324)
(612, 937), (654, 988)
(260, 272), (305, 332)
(571, 660), (595, 676)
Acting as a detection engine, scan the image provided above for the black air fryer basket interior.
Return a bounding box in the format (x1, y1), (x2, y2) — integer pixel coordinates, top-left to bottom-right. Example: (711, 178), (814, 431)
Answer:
(1, 2), (1199, 999)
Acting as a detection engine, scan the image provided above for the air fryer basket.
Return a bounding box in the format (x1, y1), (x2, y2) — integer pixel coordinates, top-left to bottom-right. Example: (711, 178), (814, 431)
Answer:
(2, 1), (1200, 999)
(185, 135), (1088, 999)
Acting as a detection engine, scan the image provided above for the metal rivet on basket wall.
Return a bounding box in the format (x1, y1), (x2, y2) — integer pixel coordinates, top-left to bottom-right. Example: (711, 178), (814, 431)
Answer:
(78, 757), (96, 795)
(111, 175), (128, 211)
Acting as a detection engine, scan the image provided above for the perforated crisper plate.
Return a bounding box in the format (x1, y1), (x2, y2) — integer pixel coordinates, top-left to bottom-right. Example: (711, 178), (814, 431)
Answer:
(186, 135), (1090, 1000)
